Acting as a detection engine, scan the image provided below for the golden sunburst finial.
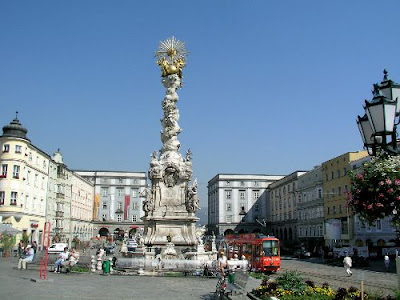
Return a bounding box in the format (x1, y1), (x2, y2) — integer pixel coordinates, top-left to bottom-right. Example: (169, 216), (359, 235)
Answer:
(156, 37), (188, 78)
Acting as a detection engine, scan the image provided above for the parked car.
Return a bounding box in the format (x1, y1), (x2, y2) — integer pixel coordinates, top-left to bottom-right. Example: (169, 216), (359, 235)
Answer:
(127, 240), (138, 252)
(293, 249), (311, 259)
(47, 243), (68, 254)
(104, 244), (115, 255)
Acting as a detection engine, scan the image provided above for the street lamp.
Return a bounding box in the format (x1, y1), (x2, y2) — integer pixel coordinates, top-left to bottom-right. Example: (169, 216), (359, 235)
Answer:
(357, 70), (400, 156)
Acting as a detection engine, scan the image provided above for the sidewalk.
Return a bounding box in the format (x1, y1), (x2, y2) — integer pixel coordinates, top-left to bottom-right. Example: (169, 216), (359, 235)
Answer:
(0, 257), (217, 300)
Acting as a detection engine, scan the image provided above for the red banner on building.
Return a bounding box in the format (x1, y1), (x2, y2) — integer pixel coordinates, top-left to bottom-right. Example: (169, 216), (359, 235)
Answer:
(124, 195), (130, 220)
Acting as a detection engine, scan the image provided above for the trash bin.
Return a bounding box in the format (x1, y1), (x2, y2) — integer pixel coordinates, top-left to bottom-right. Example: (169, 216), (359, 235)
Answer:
(228, 272), (235, 284)
(102, 260), (110, 274)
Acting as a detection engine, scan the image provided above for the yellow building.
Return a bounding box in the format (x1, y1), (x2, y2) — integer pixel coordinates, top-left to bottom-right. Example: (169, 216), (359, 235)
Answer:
(322, 150), (368, 248)
(0, 115), (50, 247)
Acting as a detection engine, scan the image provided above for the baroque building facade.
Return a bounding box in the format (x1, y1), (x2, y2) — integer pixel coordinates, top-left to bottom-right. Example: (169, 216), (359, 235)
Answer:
(297, 166), (324, 251)
(322, 151), (368, 248)
(47, 150), (94, 245)
(0, 116), (50, 247)
(75, 170), (147, 239)
(268, 171), (307, 245)
(207, 174), (283, 236)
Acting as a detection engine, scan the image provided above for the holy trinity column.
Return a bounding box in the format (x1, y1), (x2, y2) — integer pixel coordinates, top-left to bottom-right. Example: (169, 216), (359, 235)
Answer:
(141, 37), (200, 253)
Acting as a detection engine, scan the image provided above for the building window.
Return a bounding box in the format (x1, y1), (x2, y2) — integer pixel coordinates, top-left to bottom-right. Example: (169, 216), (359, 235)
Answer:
(1, 164), (7, 177)
(333, 206), (336, 214)
(331, 171), (334, 180)
(10, 191), (17, 205)
(376, 219), (382, 231)
(226, 203), (232, 211)
(132, 202), (138, 210)
(240, 203), (246, 213)
(118, 178), (123, 183)
(225, 190), (231, 199)
(13, 165), (20, 179)
(117, 202), (122, 210)
(2, 144), (10, 153)
(101, 188), (108, 196)
(102, 214), (107, 221)
(239, 190), (246, 200)
(226, 181), (230, 186)
(102, 202), (107, 209)
(132, 189), (138, 198)
(254, 204), (259, 212)
(337, 170), (340, 178)
(254, 181), (259, 186)
(226, 215), (232, 223)
(117, 188), (124, 197)
(0, 191), (4, 205)
(339, 204), (342, 214)
(327, 207), (330, 215)
(338, 186), (342, 196)
(132, 215), (137, 222)
(240, 181), (245, 186)
(15, 145), (22, 153)
(117, 214), (122, 222)
(253, 190), (259, 200)
(133, 179), (139, 184)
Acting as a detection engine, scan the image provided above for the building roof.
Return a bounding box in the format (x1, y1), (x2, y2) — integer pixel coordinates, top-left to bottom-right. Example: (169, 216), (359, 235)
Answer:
(1, 113), (30, 141)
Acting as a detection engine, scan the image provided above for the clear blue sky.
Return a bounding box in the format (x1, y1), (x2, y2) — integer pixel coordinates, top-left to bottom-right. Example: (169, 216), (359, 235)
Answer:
(1, 1), (400, 211)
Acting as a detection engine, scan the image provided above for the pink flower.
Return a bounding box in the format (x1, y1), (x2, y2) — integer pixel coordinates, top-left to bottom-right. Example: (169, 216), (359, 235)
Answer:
(379, 181), (385, 186)
(395, 179), (400, 186)
(376, 203), (384, 208)
(387, 188), (395, 194)
(357, 174), (363, 180)
(386, 179), (392, 185)
(378, 193), (385, 199)
(397, 196), (400, 201)
(367, 204), (373, 210)
(356, 189), (361, 194)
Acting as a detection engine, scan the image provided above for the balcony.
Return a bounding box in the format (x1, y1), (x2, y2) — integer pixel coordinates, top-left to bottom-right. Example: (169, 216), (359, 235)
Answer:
(55, 211), (64, 218)
(56, 192), (65, 199)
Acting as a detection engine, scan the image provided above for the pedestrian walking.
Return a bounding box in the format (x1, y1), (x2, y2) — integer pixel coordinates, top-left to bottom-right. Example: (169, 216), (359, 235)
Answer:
(384, 253), (390, 272)
(343, 253), (352, 276)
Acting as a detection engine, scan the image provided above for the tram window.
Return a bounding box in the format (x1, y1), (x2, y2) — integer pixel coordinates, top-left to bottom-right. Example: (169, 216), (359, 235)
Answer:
(243, 243), (251, 254)
(263, 240), (279, 256)
(258, 244), (263, 256)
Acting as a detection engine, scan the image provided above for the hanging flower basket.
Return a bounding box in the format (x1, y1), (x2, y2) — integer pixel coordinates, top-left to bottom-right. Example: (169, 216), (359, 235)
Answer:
(349, 155), (400, 225)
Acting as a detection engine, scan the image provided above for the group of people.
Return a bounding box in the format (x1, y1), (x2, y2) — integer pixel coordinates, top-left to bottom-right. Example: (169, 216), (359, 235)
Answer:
(54, 247), (79, 273)
(17, 242), (35, 270)
(343, 252), (392, 276)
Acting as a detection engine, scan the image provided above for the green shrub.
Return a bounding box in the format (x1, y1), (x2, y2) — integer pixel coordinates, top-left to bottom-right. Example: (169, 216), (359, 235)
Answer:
(276, 271), (306, 295)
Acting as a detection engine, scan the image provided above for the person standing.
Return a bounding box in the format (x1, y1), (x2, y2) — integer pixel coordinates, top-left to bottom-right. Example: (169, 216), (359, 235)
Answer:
(18, 245), (34, 270)
(343, 253), (352, 276)
(218, 250), (228, 274)
(384, 253), (390, 272)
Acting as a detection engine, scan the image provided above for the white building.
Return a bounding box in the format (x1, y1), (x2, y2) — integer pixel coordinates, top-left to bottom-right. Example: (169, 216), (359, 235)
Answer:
(75, 170), (147, 239)
(0, 115), (50, 247)
(207, 174), (284, 236)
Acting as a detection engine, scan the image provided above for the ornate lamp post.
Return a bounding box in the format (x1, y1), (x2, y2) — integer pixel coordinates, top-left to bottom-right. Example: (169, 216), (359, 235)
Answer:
(357, 70), (400, 156)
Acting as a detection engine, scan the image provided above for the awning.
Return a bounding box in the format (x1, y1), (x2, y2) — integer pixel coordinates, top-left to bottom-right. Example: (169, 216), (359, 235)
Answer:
(0, 224), (21, 235)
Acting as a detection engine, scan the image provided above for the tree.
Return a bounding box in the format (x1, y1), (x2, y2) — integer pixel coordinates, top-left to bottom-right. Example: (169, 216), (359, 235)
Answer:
(0, 234), (16, 257)
(349, 155), (400, 225)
